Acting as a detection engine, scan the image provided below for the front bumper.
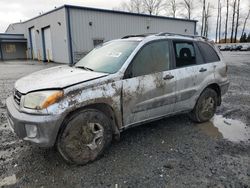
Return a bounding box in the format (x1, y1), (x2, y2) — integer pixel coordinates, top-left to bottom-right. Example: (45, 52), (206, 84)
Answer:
(6, 97), (64, 147)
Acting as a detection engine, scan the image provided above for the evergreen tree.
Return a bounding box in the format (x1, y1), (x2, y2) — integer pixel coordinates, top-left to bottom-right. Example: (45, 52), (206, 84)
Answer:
(247, 33), (250, 42)
(240, 33), (247, 42)
(240, 35), (244, 42)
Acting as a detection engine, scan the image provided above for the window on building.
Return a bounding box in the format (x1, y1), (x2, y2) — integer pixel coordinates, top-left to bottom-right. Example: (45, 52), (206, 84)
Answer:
(197, 42), (220, 63)
(173, 41), (196, 68)
(93, 39), (104, 47)
(130, 40), (170, 77)
(4, 44), (16, 53)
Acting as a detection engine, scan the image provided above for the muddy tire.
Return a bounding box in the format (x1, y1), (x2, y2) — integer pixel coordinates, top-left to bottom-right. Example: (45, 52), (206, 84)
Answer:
(57, 109), (113, 165)
(189, 88), (218, 123)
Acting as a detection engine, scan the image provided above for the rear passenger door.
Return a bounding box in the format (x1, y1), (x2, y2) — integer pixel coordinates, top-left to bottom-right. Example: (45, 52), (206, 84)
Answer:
(171, 40), (199, 112)
(192, 41), (220, 94)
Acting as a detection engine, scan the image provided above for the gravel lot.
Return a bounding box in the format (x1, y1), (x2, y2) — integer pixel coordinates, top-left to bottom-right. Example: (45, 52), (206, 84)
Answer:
(0, 53), (250, 188)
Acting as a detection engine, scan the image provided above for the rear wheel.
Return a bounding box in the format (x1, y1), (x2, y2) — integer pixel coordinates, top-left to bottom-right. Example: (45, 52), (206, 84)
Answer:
(189, 88), (218, 123)
(57, 109), (112, 165)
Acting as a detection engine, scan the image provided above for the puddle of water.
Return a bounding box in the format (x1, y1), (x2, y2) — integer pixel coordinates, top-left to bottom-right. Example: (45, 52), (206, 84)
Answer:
(197, 115), (250, 143)
(0, 174), (17, 187)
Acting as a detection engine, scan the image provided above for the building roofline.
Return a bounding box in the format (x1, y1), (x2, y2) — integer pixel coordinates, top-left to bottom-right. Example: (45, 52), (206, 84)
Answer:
(6, 4), (197, 30)
(28, 5), (65, 23)
(0, 33), (24, 36)
(4, 6), (65, 32)
(5, 23), (19, 33)
(0, 33), (27, 42)
(0, 39), (27, 43)
(64, 4), (198, 23)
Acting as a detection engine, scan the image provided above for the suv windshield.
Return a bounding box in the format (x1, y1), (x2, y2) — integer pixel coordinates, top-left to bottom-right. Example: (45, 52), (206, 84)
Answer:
(75, 41), (139, 73)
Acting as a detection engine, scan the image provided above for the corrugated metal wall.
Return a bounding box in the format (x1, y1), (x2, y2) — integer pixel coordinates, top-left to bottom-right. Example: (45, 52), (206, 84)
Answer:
(69, 8), (196, 62)
(6, 8), (70, 63)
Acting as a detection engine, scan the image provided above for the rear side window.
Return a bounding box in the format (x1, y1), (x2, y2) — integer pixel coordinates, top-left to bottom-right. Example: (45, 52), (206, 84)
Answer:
(130, 40), (170, 77)
(197, 42), (220, 63)
(173, 41), (196, 68)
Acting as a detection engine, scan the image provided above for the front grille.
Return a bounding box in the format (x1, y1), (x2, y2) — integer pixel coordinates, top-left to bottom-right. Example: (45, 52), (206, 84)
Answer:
(14, 89), (22, 105)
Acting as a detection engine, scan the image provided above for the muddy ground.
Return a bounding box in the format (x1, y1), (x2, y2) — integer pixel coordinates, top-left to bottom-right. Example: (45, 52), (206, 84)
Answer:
(0, 53), (250, 188)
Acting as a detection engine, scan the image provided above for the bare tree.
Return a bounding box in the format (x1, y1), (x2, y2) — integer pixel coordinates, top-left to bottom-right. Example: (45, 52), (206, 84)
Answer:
(143, 0), (164, 15)
(225, 0), (229, 42)
(118, 0), (168, 16)
(215, 0), (221, 42)
(119, 0), (144, 13)
(166, 0), (179, 18)
(204, 2), (211, 37)
(201, 0), (206, 36)
(180, 0), (194, 19)
(234, 0), (240, 42)
(230, 0), (237, 43)
(241, 7), (250, 39)
(218, 1), (222, 43)
(200, 0), (211, 37)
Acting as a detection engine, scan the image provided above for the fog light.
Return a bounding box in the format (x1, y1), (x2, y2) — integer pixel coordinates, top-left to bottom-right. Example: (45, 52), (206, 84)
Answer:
(25, 124), (38, 138)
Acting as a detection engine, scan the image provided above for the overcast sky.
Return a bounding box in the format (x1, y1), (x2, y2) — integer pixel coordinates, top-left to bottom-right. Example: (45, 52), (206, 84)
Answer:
(0, 0), (249, 39)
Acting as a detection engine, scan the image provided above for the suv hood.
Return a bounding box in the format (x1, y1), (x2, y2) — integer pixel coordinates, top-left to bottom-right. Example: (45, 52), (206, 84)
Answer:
(15, 65), (108, 94)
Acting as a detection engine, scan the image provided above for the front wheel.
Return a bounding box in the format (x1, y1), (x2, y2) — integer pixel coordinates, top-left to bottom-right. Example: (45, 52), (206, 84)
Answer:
(189, 88), (218, 123)
(57, 109), (113, 165)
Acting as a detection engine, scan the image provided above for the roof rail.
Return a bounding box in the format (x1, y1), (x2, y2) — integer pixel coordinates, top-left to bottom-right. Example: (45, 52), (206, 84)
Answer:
(122, 33), (156, 39)
(121, 32), (209, 41)
(156, 32), (208, 40)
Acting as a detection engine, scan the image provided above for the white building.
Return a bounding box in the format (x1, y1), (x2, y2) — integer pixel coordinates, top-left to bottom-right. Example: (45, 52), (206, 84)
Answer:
(6, 5), (197, 64)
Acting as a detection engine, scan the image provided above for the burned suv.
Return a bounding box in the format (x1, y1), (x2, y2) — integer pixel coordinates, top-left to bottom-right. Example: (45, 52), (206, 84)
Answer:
(6, 33), (229, 165)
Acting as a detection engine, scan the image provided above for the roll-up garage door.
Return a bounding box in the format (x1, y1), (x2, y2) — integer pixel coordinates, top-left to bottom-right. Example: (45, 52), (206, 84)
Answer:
(43, 27), (53, 61)
(30, 27), (37, 59)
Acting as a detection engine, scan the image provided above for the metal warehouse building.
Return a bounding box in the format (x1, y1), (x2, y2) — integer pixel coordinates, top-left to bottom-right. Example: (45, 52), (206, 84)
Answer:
(5, 5), (197, 64)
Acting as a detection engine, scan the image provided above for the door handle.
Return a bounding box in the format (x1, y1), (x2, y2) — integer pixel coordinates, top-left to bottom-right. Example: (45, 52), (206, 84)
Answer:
(199, 68), (207, 72)
(163, 74), (174, 80)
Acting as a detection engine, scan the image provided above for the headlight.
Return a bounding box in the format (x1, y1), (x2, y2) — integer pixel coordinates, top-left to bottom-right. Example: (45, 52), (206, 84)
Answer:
(23, 90), (63, 110)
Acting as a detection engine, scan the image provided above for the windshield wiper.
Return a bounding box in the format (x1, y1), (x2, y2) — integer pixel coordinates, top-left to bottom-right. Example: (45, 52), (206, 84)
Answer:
(75, 66), (94, 71)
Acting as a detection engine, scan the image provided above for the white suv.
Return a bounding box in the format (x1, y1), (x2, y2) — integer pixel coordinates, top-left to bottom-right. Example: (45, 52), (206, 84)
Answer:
(6, 33), (229, 165)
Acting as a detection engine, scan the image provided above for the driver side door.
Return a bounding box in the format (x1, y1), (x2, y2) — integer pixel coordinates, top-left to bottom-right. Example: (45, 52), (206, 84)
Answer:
(122, 40), (176, 127)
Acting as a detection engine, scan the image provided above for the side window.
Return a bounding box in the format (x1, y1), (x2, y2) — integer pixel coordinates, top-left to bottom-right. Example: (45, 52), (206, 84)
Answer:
(130, 40), (170, 77)
(197, 42), (220, 63)
(174, 41), (196, 68)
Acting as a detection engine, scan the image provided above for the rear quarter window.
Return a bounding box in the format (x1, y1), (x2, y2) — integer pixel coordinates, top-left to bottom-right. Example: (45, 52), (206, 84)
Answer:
(197, 42), (220, 63)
